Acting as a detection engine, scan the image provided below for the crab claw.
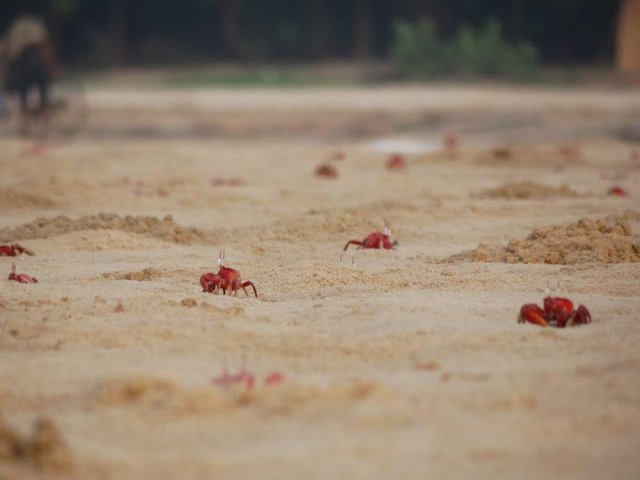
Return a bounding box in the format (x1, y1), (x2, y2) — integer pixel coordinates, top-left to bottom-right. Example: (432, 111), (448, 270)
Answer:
(518, 304), (548, 327)
(218, 249), (225, 267)
(571, 305), (592, 326)
(200, 272), (217, 292)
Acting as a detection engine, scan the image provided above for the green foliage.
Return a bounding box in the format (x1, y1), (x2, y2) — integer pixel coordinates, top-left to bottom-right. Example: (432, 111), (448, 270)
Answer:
(390, 17), (539, 80)
(389, 19), (448, 79)
(51, 0), (79, 18)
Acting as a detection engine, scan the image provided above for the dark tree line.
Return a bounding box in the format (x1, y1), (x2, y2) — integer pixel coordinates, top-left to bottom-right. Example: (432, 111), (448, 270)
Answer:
(0, 0), (623, 66)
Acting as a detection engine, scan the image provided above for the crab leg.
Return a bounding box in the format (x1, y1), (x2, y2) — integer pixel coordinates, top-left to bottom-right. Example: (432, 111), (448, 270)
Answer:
(343, 240), (363, 251)
(241, 281), (258, 298)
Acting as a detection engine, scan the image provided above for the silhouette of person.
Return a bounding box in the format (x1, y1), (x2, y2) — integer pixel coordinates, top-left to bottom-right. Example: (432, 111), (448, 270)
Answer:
(1, 15), (61, 134)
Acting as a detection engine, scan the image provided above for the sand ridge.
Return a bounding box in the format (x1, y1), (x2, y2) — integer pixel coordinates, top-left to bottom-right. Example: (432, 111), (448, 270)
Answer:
(474, 145), (582, 167)
(473, 181), (580, 199)
(0, 187), (59, 210)
(0, 213), (209, 244)
(449, 211), (640, 264)
(90, 375), (392, 419)
(0, 416), (73, 474)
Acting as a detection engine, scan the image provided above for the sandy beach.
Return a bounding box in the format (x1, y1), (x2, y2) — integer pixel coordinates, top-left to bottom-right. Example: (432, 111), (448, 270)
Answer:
(1, 84), (639, 479)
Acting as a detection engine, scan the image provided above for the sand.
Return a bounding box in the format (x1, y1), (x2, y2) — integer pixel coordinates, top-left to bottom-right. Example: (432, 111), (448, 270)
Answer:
(472, 180), (580, 199)
(1, 85), (640, 480)
(0, 416), (72, 473)
(449, 211), (640, 264)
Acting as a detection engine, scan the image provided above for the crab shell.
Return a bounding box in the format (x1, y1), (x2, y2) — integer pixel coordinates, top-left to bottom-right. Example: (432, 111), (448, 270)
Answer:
(543, 296), (574, 327)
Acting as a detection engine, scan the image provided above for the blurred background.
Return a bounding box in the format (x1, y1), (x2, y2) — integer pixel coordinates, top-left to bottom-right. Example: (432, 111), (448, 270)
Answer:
(1, 0), (638, 83)
(2, 0), (639, 143)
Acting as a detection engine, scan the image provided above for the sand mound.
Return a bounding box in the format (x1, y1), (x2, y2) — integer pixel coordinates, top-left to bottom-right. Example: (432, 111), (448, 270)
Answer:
(0, 187), (58, 210)
(7, 175), (107, 207)
(0, 211), (380, 250)
(475, 145), (579, 167)
(0, 213), (210, 244)
(103, 267), (165, 281)
(0, 416), (72, 472)
(91, 376), (390, 418)
(28, 229), (170, 253)
(448, 211), (640, 264)
(474, 181), (579, 199)
(102, 266), (197, 281)
(92, 377), (237, 416)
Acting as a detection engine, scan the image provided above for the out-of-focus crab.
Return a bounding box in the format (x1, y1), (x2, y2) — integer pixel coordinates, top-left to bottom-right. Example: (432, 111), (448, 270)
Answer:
(8, 262), (38, 284)
(315, 163), (338, 179)
(211, 177), (246, 187)
(0, 244), (34, 256)
(608, 186), (628, 197)
(443, 131), (459, 152)
(558, 144), (581, 159)
(386, 153), (406, 170)
(212, 367), (255, 389)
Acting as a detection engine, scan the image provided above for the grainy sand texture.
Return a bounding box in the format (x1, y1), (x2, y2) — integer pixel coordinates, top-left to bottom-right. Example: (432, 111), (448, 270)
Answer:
(1, 85), (640, 480)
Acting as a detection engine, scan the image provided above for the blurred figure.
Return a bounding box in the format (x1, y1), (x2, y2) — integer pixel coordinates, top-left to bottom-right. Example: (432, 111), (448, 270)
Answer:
(1, 15), (61, 134)
(617, 0), (640, 79)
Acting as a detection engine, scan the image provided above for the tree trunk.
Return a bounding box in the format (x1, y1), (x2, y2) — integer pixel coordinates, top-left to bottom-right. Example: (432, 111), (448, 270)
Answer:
(616, 0), (640, 76)
(354, 0), (373, 60)
(310, 0), (330, 59)
(108, 0), (127, 65)
(219, 0), (265, 60)
(509, 0), (525, 42)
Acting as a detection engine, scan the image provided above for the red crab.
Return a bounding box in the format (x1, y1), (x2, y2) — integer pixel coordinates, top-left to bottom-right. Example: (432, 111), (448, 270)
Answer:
(212, 368), (285, 390)
(211, 177), (246, 187)
(518, 296), (591, 328)
(20, 144), (48, 158)
(315, 163), (338, 179)
(0, 244), (34, 256)
(558, 144), (581, 160)
(608, 186), (627, 197)
(264, 372), (285, 386)
(386, 153), (406, 170)
(7, 262), (38, 284)
(212, 367), (255, 389)
(343, 220), (398, 251)
(200, 250), (258, 297)
(443, 131), (459, 151)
